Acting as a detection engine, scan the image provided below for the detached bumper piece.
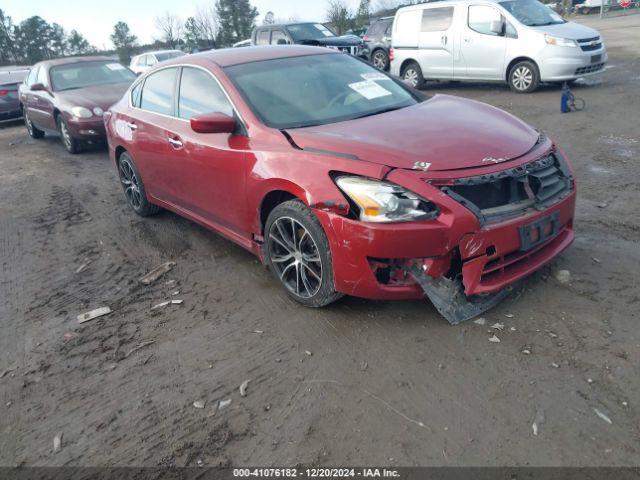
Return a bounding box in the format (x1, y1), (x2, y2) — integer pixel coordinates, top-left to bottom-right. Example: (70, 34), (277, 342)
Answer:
(407, 265), (510, 325)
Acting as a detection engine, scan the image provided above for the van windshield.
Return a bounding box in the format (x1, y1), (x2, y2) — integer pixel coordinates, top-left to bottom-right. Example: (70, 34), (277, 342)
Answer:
(499, 0), (566, 26)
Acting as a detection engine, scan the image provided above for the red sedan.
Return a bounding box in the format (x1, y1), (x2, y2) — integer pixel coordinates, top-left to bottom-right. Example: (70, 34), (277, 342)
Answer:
(105, 46), (576, 324)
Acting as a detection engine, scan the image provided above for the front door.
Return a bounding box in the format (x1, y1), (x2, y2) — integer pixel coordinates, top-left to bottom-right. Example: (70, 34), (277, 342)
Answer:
(460, 5), (508, 79)
(418, 6), (456, 79)
(171, 66), (247, 235)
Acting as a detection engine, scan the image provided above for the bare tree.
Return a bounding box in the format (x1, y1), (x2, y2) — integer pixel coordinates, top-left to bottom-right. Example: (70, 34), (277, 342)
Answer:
(194, 4), (219, 45)
(154, 11), (184, 49)
(326, 0), (352, 35)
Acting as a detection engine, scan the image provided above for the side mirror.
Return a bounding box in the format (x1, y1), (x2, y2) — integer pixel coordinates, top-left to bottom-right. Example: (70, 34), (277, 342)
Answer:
(489, 20), (504, 35)
(277, 38), (289, 45)
(30, 83), (46, 91)
(190, 112), (236, 134)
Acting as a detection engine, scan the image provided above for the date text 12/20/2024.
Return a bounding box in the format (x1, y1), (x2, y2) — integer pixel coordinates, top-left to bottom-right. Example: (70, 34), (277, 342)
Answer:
(233, 468), (401, 478)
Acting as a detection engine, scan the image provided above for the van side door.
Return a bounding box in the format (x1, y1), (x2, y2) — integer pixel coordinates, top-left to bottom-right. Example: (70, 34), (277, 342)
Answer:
(460, 5), (512, 79)
(417, 6), (456, 79)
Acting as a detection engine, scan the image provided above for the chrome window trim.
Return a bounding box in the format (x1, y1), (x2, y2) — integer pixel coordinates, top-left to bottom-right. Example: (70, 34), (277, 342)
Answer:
(128, 63), (247, 131)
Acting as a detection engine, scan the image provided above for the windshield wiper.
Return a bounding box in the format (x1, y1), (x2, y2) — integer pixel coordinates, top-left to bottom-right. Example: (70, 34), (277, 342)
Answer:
(351, 105), (405, 120)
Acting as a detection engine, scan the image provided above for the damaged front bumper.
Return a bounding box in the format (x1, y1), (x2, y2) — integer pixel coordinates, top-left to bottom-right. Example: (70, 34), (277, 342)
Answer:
(314, 182), (575, 324)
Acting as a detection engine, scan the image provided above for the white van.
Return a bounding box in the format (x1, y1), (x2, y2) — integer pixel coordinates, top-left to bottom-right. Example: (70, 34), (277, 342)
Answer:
(390, 0), (607, 92)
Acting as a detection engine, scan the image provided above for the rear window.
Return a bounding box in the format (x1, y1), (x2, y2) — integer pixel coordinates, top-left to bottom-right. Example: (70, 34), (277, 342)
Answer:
(50, 61), (136, 91)
(421, 7), (454, 32)
(140, 68), (176, 115)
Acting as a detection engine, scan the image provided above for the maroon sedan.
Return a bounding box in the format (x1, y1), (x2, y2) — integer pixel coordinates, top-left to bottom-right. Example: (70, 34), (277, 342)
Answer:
(20, 56), (136, 153)
(105, 46), (576, 324)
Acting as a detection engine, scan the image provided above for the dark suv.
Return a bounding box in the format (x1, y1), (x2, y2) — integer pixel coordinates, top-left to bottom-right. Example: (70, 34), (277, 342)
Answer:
(251, 22), (362, 55)
(361, 17), (393, 71)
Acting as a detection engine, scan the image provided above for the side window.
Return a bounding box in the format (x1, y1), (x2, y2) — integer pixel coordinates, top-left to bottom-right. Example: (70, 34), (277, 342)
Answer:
(177, 67), (233, 120)
(505, 21), (517, 38)
(140, 68), (176, 115)
(131, 81), (143, 107)
(36, 67), (48, 86)
(468, 5), (503, 36)
(137, 56), (147, 66)
(26, 67), (39, 87)
(256, 29), (270, 45)
(421, 7), (454, 32)
(147, 55), (157, 66)
(271, 29), (288, 45)
(384, 20), (393, 36)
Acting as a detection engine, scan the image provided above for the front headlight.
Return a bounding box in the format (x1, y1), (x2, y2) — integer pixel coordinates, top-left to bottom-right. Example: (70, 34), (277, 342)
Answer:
(335, 176), (439, 223)
(70, 106), (93, 118)
(545, 35), (578, 48)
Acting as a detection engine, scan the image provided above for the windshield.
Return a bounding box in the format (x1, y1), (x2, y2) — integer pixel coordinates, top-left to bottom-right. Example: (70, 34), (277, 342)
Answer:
(50, 61), (136, 91)
(286, 23), (336, 42)
(155, 51), (185, 62)
(225, 53), (418, 129)
(499, 0), (566, 26)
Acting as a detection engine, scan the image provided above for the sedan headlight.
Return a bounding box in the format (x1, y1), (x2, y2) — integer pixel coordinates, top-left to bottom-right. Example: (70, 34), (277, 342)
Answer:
(335, 176), (439, 223)
(92, 107), (104, 117)
(545, 35), (578, 48)
(70, 106), (93, 118)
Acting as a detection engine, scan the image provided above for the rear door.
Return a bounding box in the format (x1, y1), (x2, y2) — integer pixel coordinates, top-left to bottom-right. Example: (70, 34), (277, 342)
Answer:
(460, 4), (509, 79)
(418, 6), (456, 79)
(172, 66), (247, 233)
(127, 67), (181, 204)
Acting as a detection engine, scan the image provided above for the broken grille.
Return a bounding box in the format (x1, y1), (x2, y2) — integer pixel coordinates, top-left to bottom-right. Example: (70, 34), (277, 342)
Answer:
(442, 153), (572, 224)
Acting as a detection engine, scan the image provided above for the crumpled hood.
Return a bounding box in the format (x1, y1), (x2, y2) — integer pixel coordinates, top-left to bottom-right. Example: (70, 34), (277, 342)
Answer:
(531, 21), (600, 40)
(300, 35), (363, 47)
(285, 95), (540, 172)
(55, 82), (131, 111)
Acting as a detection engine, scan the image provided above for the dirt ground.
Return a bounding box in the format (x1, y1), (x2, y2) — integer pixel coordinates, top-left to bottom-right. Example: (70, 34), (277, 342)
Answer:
(1, 15), (639, 468)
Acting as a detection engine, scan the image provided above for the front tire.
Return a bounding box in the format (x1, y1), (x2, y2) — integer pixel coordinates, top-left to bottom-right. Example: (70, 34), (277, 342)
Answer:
(508, 60), (540, 93)
(401, 61), (425, 89)
(57, 115), (80, 154)
(265, 200), (342, 308)
(117, 152), (161, 217)
(25, 112), (45, 139)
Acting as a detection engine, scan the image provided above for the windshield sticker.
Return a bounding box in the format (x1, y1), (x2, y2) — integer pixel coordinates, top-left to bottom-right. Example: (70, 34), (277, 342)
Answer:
(361, 72), (390, 81)
(106, 63), (125, 71)
(348, 80), (392, 100)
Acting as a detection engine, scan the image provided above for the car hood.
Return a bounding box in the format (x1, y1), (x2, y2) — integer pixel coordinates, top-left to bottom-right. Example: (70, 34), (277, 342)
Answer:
(55, 83), (131, 111)
(284, 95), (540, 172)
(300, 35), (363, 47)
(531, 21), (600, 40)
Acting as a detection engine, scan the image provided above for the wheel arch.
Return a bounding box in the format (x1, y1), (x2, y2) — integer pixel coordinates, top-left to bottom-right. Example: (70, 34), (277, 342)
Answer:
(259, 187), (307, 234)
(399, 58), (419, 75)
(505, 56), (539, 83)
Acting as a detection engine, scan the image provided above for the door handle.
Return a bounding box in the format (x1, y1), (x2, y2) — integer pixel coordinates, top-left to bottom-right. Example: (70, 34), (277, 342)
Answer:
(464, 37), (472, 43)
(168, 138), (183, 148)
(125, 122), (138, 130)
(442, 35), (448, 45)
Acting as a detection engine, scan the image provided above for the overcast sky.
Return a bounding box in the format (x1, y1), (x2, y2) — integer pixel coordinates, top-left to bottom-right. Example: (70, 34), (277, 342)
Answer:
(1, 0), (365, 49)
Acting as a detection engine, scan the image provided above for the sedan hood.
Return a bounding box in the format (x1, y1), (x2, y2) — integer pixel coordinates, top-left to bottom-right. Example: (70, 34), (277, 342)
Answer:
(285, 95), (540, 172)
(55, 83), (131, 111)
(531, 21), (600, 40)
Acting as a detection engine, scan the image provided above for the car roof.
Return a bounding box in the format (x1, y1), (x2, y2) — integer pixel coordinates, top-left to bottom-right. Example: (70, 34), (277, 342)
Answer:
(256, 21), (321, 29)
(397, 0), (500, 10)
(140, 50), (183, 56)
(35, 56), (114, 69)
(164, 45), (335, 68)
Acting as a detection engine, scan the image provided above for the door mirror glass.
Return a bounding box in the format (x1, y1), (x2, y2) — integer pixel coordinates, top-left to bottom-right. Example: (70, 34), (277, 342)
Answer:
(190, 112), (236, 134)
(30, 83), (46, 91)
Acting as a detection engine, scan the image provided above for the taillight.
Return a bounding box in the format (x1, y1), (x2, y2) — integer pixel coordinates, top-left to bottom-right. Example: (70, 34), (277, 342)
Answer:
(0, 90), (9, 96)
(389, 48), (395, 62)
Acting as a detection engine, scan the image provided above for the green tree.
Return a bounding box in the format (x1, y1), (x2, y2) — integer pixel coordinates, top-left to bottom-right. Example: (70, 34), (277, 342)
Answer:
(0, 9), (18, 64)
(215, 0), (258, 47)
(326, 0), (352, 35)
(49, 23), (67, 57)
(110, 21), (137, 64)
(14, 16), (54, 64)
(183, 16), (202, 50)
(355, 0), (371, 28)
(67, 30), (93, 55)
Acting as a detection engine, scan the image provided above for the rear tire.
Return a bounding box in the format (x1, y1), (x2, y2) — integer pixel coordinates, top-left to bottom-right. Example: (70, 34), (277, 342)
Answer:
(401, 61), (425, 89)
(372, 49), (390, 71)
(264, 200), (343, 308)
(508, 60), (540, 93)
(25, 112), (45, 139)
(117, 151), (161, 217)
(57, 115), (80, 154)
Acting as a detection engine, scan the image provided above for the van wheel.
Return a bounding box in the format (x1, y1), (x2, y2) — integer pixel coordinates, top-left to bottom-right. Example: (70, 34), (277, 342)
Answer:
(508, 61), (540, 93)
(25, 112), (45, 139)
(402, 62), (425, 89)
